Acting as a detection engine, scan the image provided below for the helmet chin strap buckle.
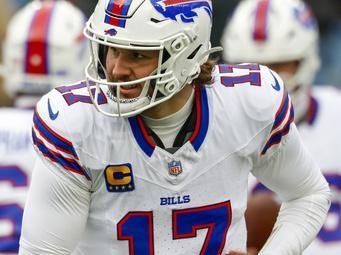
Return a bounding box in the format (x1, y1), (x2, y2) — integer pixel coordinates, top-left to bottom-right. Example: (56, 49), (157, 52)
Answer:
(164, 80), (180, 94)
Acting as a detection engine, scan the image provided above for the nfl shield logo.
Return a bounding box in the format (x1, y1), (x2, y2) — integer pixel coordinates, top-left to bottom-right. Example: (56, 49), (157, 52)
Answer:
(168, 160), (183, 176)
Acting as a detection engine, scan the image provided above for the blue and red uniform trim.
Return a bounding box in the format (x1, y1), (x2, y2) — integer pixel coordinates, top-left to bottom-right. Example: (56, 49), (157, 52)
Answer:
(32, 110), (90, 180)
(261, 90), (294, 155)
(189, 85), (209, 151)
(129, 85), (209, 157)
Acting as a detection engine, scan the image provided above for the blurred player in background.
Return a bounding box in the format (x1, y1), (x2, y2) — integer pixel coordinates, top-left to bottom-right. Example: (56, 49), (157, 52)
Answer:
(0, 0), (15, 106)
(18, 0), (330, 254)
(222, 0), (341, 254)
(0, 0), (88, 253)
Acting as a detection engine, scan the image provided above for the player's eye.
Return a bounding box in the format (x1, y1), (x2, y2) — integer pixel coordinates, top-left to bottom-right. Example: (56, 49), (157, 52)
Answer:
(132, 52), (145, 59)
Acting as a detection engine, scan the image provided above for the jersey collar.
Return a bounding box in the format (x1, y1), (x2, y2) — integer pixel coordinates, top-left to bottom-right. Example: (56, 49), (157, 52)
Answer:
(128, 85), (209, 157)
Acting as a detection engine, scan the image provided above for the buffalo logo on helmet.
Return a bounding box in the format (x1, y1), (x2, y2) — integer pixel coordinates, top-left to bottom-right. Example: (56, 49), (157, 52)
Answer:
(293, 4), (317, 29)
(150, 0), (212, 23)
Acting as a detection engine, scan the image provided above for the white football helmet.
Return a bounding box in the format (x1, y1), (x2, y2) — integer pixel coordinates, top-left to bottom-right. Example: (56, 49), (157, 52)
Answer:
(2, 0), (88, 102)
(84, 0), (219, 117)
(222, 0), (320, 122)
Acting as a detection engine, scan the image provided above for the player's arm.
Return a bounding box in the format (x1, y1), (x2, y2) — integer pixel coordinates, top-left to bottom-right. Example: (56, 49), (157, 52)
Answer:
(19, 156), (90, 255)
(243, 68), (331, 254)
(19, 92), (92, 254)
(251, 122), (331, 255)
(245, 192), (280, 252)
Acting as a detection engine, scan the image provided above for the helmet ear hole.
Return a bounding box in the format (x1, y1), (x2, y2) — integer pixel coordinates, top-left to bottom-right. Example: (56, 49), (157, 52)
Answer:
(164, 80), (180, 94)
(171, 38), (186, 53)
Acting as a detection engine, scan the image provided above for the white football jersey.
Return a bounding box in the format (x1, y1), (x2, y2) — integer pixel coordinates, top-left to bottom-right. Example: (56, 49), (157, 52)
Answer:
(0, 108), (35, 254)
(22, 64), (320, 254)
(300, 86), (341, 255)
(249, 85), (341, 255)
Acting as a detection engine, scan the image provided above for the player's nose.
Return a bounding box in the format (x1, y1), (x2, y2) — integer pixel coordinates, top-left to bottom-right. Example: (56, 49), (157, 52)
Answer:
(111, 55), (131, 81)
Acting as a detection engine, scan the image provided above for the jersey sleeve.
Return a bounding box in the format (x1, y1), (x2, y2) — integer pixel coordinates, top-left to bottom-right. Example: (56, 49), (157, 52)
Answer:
(19, 153), (90, 254)
(20, 83), (96, 254)
(214, 63), (294, 158)
(31, 84), (93, 188)
(242, 67), (331, 254)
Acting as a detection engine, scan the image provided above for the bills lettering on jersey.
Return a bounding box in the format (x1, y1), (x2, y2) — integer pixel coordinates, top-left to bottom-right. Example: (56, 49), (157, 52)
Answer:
(160, 195), (191, 205)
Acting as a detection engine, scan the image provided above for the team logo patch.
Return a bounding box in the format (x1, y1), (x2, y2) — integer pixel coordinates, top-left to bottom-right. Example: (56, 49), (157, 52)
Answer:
(104, 0), (133, 28)
(168, 160), (183, 176)
(104, 163), (135, 192)
(150, 0), (212, 23)
(293, 5), (316, 29)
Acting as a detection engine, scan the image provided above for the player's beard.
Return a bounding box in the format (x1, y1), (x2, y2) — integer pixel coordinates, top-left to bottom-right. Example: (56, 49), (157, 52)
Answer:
(107, 79), (156, 104)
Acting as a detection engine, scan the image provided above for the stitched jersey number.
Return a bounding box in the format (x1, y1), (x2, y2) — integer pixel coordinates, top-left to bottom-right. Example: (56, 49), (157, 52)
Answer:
(56, 81), (107, 106)
(0, 165), (28, 253)
(219, 64), (261, 87)
(117, 201), (232, 255)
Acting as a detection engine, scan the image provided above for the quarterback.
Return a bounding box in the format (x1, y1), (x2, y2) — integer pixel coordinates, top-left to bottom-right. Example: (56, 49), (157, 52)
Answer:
(19, 0), (330, 254)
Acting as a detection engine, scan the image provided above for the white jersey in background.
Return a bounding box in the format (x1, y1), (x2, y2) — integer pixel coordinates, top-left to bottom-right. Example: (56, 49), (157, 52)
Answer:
(249, 85), (341, 255)
(19, 65), (329, 255)
(0, 109), (35, 254)
(300, 86), (341, 255)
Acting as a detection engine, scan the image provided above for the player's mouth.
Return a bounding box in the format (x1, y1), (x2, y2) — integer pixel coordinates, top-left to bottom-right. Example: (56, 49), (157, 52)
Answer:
(117, 84), (142, 99)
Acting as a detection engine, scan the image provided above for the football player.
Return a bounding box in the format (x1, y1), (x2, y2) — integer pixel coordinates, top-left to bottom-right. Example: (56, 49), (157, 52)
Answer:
(222, 0), (341, 254)
(0, 0), (88, 253)
(19, 0), (331, 254)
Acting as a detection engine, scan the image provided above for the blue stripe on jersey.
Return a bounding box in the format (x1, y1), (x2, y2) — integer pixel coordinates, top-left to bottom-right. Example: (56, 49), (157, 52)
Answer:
(33, 111), (78, 158)
(32, 129), (90, 180)
(190, 85), (209, 151)
(128, 117), (155, 157)
(261, 102), (294, 155)
(272, 92), (290, 131)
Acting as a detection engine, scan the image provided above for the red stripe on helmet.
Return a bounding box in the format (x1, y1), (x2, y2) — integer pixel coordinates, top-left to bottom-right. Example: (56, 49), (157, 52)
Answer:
(253, 0), (270, 41)
(25, 1), (54, 75)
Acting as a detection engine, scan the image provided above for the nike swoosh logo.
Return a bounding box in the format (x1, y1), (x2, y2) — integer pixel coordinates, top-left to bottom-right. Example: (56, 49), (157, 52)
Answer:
(48, 98), (59, 120)
(270, 71), (281, 91)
